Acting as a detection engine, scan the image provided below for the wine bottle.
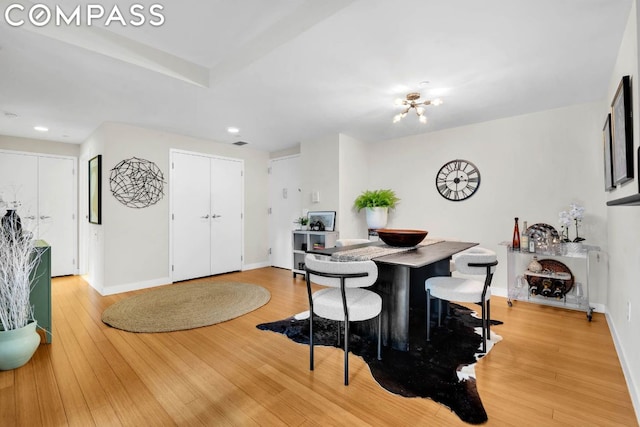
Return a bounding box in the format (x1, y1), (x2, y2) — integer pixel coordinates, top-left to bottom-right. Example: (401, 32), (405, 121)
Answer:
(552, 280), (565, 299)
(541, 279), (553, 297)
(521, 221), (529, 252)
(512, 217), (520, 251)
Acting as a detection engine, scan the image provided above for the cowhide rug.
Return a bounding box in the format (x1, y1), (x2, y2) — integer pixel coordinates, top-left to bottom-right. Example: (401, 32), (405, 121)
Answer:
(257, 303), (502, 424)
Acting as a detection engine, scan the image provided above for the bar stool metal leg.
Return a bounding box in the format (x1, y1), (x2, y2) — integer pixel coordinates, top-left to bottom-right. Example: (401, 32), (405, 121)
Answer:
(426, 289), (431, 342)
(344, 320), (349, 385)
(377, 314), (382, 360)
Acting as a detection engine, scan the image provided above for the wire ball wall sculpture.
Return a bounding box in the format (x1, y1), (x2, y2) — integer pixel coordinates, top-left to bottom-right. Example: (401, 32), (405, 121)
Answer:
(109, 157), (165, 208)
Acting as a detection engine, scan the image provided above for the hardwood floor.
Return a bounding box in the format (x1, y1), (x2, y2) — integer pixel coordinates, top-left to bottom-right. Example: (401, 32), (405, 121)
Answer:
(1, 267), (637, 426)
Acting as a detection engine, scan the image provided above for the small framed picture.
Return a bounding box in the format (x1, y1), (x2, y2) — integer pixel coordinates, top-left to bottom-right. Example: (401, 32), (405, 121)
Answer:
(88, 155), (102, 224)
(307, 211), (336, 231)
(603, 114), (614, 191)
(611, 75), (634, 186)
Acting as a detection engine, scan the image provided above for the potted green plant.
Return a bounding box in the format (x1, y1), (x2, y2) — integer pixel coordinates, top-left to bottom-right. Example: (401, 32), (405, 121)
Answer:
(295, 216), (309, 230)
(354, 189), (400, 229)
(0, 210), (42, 370)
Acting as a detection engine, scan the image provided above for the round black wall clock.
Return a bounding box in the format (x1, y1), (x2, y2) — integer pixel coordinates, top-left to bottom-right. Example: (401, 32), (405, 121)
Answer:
(435, 159), (481, 201)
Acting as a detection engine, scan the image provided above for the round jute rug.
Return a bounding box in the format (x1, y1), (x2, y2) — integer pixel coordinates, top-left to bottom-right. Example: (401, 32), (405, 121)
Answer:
(102, 281), (270, 333)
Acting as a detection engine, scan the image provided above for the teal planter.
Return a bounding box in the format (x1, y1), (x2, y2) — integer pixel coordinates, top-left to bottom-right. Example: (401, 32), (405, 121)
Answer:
(0, 321), (40, 370)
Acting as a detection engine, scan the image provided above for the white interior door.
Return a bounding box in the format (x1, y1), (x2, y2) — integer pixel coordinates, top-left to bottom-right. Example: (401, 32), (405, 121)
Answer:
(0, 151), (77, 277)
(0, 152), (38, 231)
(38, 156), (77, 276)
(172, 151), (244, 281)
(172, 152), (211, 282)
(210, 157), (243, 275)
(269, 156), (301, 269)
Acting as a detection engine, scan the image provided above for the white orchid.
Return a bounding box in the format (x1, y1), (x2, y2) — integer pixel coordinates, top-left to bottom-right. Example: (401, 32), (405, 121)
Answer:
(559, 204), (585, 242)
(568, 203), (585, 221)
(558, 211), (571, 227)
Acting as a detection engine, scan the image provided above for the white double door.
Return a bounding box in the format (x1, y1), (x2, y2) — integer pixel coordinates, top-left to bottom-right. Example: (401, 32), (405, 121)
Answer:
(171, 151), (243, 282)
(0, 151), (77, 276)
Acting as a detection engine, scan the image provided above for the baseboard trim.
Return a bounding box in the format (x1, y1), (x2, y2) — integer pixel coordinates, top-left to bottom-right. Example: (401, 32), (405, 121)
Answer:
(606, 311), (640, 424)
(82, 274), (103, 295)
(98, 277), (172, 296)
(242, 261), (270, 271)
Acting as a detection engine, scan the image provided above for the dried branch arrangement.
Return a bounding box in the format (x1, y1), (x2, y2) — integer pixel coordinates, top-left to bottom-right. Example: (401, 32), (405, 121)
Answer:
(0, 219), (40, 331)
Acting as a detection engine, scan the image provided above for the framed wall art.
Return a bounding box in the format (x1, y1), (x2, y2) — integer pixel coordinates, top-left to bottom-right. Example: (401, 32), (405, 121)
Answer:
(88, 155), (102, 224)
(307, 211), (336, 231)
(603, 114), (615, 191)
(611, 75), (634, 186)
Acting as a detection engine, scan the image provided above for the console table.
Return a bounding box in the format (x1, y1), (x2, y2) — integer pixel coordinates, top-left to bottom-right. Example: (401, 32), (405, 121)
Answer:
(30, 240), (51, 343)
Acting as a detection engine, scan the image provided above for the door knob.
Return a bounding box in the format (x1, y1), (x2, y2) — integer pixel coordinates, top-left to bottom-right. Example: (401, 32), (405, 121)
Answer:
(25, 215), (36, 220)
(40, 215), (51, 220)
(212, 214), (222, 218)
(200, 214), (210, 219)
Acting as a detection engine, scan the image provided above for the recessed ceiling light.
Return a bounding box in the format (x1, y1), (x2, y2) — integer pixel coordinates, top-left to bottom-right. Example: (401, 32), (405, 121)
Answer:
(4, 112), (18, 119)
(418, 80), (430, 87)
(233, 141), (248, 146)
(227, 127), (240, 134)
(34, 126), (48, 132)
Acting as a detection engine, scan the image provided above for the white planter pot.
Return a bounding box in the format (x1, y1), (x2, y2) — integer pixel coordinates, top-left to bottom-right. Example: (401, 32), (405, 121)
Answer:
(563, 242), (584, 254)
(0, 321), (40, 370)
(365, 207), (388, 230)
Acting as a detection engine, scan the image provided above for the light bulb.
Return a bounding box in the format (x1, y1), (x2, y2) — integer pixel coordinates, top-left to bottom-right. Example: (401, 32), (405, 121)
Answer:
(393, 114), (402, 123)
(431, 98), (443, 106)
(416, 106), (425, 115)
(419, 115), (427, 124)
(400, 112), (407, 118)
(394, 98), (404, 106)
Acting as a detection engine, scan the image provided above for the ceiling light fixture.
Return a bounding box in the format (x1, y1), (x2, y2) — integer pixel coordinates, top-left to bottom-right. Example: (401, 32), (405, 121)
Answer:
(393, 93), (442, 124)
(34, 126), (49, 132)
(227, 127), (240, 134)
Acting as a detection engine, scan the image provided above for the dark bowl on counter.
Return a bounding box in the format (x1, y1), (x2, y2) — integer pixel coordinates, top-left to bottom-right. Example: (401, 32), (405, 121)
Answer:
(376, 229), (428, 247)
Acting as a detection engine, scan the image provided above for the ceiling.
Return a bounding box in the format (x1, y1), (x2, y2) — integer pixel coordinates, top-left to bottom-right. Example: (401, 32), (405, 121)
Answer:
(0, 0), (634, 152)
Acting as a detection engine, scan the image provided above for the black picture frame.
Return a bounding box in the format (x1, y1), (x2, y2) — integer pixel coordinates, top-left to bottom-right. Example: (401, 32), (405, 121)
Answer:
(307, 211), (336, 231)
(603, 114), (615, 191)
(611, 75), (634, 186)
(88, 155), (102, 224)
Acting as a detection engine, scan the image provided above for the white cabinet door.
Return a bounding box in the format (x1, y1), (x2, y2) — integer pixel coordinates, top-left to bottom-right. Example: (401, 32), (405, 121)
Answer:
(0, 152), (38, 231)
(210, 157), (242, 275)
(171, 151), (244, 282)
(172, 152), (212, 282)
(39, 156), (76, 276)
(0, 152), (77, 276)
(268, 156), (301, 269)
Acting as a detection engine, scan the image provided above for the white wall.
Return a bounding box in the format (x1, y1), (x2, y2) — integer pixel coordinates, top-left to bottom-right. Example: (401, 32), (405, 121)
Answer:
(80, 130), (106, 292)
(604, 0), (640, 418)
(367, 102), (608, 304)
(270, 144), (300, 159)
(301, 134), (340, 224)
(0, 135), (80, 158)
(300, 133), (371, 238)
(338, 134), (369, 239)
(81, 122), (269, 294)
